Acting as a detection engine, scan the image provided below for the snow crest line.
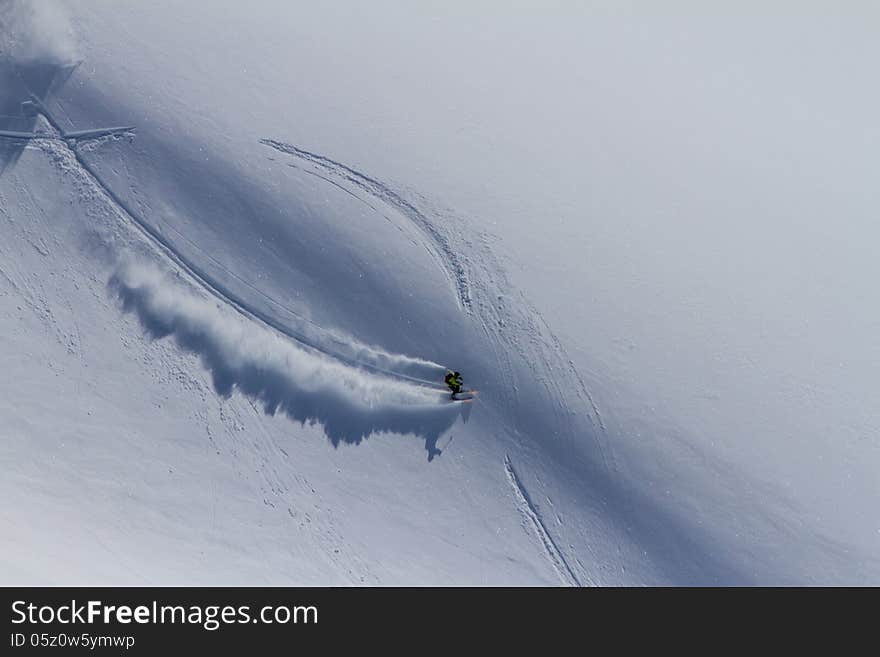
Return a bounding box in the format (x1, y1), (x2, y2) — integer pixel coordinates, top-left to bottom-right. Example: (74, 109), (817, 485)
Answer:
(259, 138), (473, 313)
(504, 455), (583, 587)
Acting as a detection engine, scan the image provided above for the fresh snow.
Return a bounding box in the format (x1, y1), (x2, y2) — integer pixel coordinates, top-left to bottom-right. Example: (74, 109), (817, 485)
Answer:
(1, 1), (878, 585)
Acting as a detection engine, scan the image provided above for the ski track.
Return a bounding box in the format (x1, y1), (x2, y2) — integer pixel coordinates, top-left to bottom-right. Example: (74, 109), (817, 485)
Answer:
(259, 138), (612, 466)
(258, 137), (616, 581)
(20, 99), (446, 393)
(260, 138), (473, 314)
(504, 454), (585, 587)
(20, 96), (612, 580)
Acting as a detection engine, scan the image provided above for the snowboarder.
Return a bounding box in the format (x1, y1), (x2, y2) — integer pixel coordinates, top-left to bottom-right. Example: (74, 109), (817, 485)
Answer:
(444, 370), (464, 399)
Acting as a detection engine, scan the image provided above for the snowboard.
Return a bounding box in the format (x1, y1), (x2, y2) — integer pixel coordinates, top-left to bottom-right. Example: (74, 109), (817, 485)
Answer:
(449, 390), (478, 403)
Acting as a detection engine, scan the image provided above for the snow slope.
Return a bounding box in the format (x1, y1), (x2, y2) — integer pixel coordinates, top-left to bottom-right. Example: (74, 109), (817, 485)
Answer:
(1, 1), (878, 584)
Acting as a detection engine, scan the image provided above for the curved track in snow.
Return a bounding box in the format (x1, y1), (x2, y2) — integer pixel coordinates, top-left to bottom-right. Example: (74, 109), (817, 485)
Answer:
(27, 105), (450, 393)
(33, 105), (616, 580)
(260, 138), (473, 314)
(258, 137), (609, 450)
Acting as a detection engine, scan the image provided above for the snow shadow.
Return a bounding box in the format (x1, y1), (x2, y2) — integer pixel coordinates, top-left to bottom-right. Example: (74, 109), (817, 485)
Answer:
(0, 0), (80, 173)
(0, 59), (72, 174)
(110, 261), (460, 460)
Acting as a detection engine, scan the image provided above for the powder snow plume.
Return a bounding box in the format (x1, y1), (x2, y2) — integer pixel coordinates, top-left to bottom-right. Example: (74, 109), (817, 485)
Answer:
(110, 260), (460, 458)
(0, 0), (80, 66)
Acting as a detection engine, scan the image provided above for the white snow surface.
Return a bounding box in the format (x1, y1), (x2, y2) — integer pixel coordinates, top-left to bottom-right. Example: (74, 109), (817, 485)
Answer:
(1, 1), (878, 584)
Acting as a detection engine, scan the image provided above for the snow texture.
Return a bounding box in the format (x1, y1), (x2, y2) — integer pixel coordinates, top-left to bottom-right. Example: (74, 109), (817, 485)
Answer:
(1, 0), (879, 585)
